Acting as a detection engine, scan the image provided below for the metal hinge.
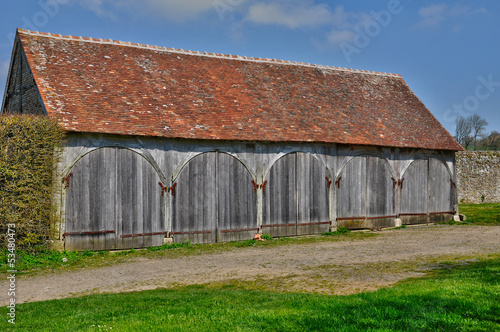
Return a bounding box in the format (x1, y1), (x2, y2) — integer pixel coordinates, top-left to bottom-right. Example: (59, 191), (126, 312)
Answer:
(159, 182), (177, 196)
(251, 180), (267, 193)
(62, 172), (73, 188)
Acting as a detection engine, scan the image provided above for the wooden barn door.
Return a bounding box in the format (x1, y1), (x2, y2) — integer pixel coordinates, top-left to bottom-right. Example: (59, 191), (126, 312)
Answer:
(171, 152), (257, 244)
(428, 158), (454, 223)
(263, 153), (329, 237)
(296, 153), (330, 235)
(401, 158), (454, 224)
(336, 155), (395, 229)
(116, 149), (164, 249)
(65, 148), (117, 251)
(262, 154), (297, 237)
(366, 156), (395, 225)
(400, 159), (429, 224)
(65, 148), (164, 251)
(336, 156), (366, 229)
(172, 153), (217, 244)
(218, 153), (258, 242)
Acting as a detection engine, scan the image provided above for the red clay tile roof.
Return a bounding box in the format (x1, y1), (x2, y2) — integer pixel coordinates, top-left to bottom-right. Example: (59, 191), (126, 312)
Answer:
(15, 29), (463, 150)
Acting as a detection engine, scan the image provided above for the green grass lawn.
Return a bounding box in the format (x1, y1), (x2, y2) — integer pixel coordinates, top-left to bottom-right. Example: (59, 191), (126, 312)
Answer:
(2, 256), (499, 331)
(1, 204), (499, 331)
(458, 203), (500, 225)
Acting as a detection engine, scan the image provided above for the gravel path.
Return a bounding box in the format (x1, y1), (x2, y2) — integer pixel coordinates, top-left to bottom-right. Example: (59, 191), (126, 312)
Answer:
(2, 225), (499, 304)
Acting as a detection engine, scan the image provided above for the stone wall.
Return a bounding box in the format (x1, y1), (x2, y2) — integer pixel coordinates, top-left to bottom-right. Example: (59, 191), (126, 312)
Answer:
(456, 151), (500, 204)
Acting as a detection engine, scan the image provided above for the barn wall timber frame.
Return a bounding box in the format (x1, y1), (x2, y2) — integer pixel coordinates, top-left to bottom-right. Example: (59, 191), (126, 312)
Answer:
(57, 133), (458, 250)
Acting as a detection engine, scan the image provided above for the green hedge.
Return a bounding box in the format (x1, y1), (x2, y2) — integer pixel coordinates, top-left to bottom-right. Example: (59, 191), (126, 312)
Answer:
(0, 115), (64, 251)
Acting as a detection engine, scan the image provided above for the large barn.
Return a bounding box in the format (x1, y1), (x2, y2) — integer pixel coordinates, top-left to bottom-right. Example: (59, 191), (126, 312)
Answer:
(2, 29), (464, 251)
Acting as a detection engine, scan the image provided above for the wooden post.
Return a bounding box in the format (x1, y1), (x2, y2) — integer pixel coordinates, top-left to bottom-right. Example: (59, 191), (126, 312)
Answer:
(256, 168), (264, 233)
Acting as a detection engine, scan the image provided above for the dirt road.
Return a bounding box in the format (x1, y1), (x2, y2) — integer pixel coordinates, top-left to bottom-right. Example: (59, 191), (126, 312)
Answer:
(2, 225), (499, 305)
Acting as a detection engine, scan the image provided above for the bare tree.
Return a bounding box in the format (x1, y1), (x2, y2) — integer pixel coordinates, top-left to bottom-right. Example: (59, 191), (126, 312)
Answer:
(455, 116), (473, 149)
(469, 113), (488, 149)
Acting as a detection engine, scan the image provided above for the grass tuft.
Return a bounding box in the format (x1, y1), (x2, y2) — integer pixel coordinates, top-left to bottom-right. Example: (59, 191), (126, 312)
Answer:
(322, 227), (351, 236)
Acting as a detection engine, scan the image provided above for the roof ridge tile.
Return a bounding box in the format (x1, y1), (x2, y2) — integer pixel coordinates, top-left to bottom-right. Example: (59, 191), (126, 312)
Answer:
(17, 28), (401, 78)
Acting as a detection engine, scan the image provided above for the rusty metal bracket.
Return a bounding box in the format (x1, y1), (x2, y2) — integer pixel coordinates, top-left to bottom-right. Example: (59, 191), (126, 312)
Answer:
(252, 180), (259, 192)
(335, 176), (342, 188)
(168, 182), (177, 196)
(159, 182), (177, 196)
(325, 176), (332, 188)
(158, 182), (167, 196)
(260, 180), (267, 192)
(252, 180), (267, 192)
(63, 172), (73, 188)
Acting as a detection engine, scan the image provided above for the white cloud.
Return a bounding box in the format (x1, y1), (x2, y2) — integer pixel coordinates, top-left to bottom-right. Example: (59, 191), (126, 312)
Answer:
(325, 5), (371, 45)
(418, 4), (447, 27)
(325, 29), (355, 45)
(244, 2), (371, 46)
(75, 0), (232, 22)
(77, 0), (248, 22)
(134, 0), (219, 21)
(417, 4), (487, 28)
(246, 1), (333, 28)
(77, 0), (117, 19)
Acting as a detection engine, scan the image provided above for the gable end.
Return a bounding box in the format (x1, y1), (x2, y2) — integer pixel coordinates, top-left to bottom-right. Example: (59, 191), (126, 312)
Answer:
(1, 32), (47, 116)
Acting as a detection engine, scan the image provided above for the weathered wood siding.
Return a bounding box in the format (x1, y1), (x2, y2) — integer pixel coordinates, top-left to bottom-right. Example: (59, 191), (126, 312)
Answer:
(59, 134), (458, 250)
(337, 156), (366, 222)
(428, 157), (454, 223)
(262, 153), (329, 237)
(366, 156), (395, 227)
(400, 157), (454, 224)
(400, 159), (428, 224)
(263, 153), (298, 237)
(65, 148), (164, 250)
(337, 156), (395, 229)
(116, 149), (164, 249)
(172, 152), (217, 244)
(217, 153), (258, 242)
(296, 153), (330, 235)
(65, 148), (116, 250)
(172, 152), (258, 244)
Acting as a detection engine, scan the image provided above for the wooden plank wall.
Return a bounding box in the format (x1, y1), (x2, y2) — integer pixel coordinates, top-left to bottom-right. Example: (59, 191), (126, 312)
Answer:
(65, 148), (117, 251)
(262, 153), (330, 237)
(337, 156), (367, 228)
(65, 148), (164, 251)
(217, 153), (258, 242)
(400, 159), (428, 225)
(296, 153), (330, 235)
(428, 157), (454, 223)
(61, 136), (458, 250)
(172, 152), (217, 244)
(116, 149), (164, 249)
(262, 153), (298, 237)
(400, 157), (454, 225)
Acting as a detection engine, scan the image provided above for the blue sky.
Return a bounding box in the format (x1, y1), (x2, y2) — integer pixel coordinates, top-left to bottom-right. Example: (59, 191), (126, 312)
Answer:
(1, 0), (499, 135)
